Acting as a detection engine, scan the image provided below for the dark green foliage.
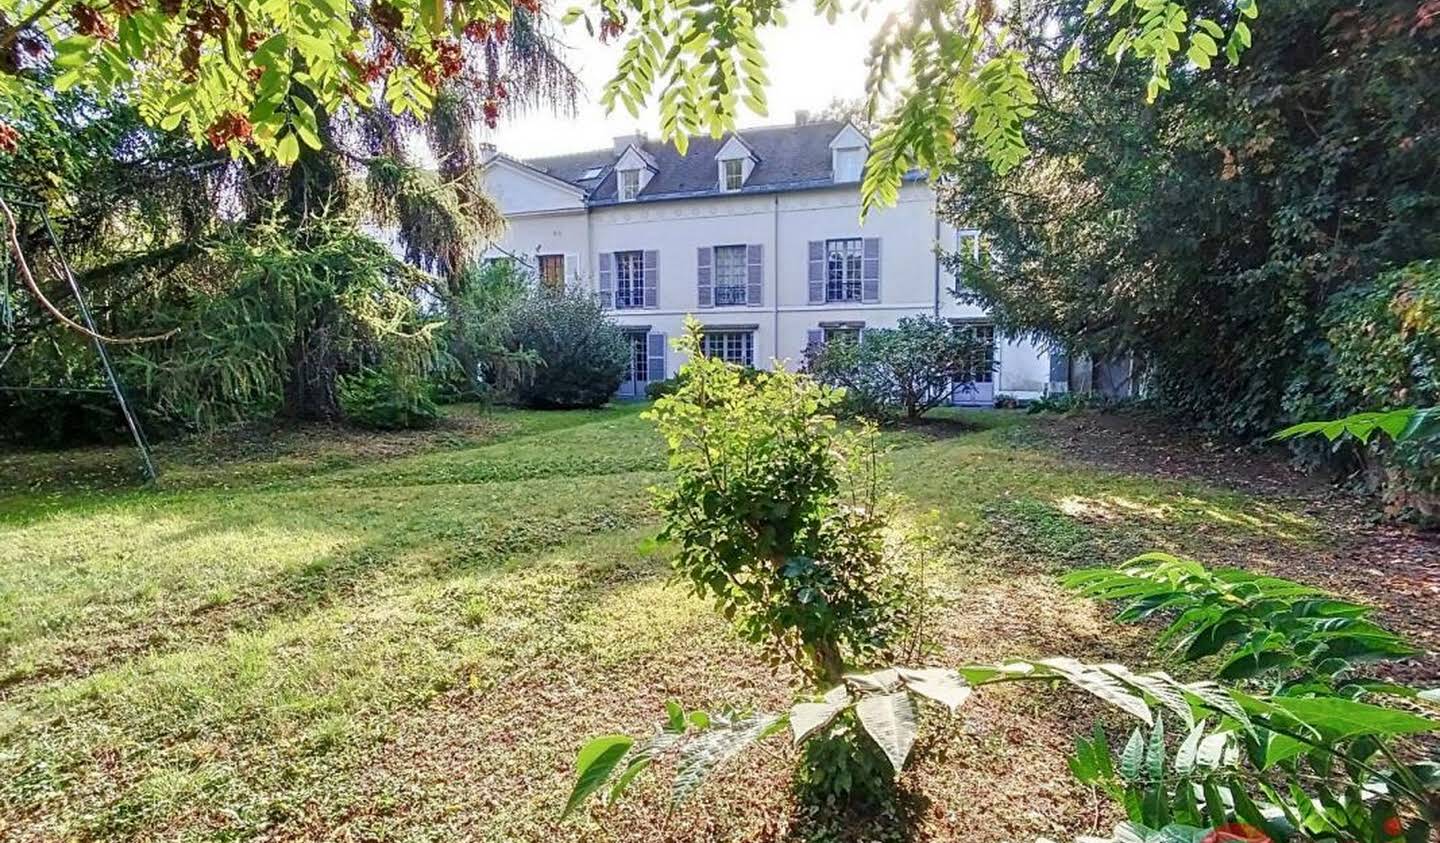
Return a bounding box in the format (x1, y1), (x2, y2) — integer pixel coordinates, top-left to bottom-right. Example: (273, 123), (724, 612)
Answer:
(795, 708), (899, 808)
(649, 320), (918, 685)
(1285, 263), (1440, 520)
(118, 217), (444, 429)
(1064, 553), (1415, 693)
(440, 260), (539, 402)
(338, 367), (441, 431)
(802, 316), (988, 420)
(502, 285), (628, 410)
(939, 0), (1440, 440)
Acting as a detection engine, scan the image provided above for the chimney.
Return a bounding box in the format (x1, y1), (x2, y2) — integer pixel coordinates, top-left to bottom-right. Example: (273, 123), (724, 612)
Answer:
(613, 131), (645, 154)
(794, 110), (810, 126)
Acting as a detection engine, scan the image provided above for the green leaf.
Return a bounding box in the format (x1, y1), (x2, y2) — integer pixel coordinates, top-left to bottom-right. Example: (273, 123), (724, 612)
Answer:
(276, 131), (300, 164)
(1173, 719), (1207, 774)
(672, 714), (778, 803)
(562, 735), (633, 818)
(897, 667), (972, 712)
(789, 686), (850, 743)
(1268, 696), (1439, 738)
(1062, 43), (1082, 73)
(1146, 715), (1166, 782)
(1040, 657), (1154, 724)
(1119, 728), (1146, 782)
(854, 692), (918, 772)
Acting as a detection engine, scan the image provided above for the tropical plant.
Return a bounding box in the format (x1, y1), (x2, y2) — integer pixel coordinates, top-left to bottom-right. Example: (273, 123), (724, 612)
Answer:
(1274, 407), (1440, 527)
(567, 654), (1440, 841)
(502, 283), (627, 408)
(1062, 553), (1416, 694)
(802, 315), (989, 420)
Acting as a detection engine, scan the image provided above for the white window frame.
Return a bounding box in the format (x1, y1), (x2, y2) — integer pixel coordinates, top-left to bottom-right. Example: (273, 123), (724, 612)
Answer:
(954, 229), (981, 290)
(712, 244), (748, 306)
(614, 250), (645, 309)
(702, 331), (754, 367)
(618, 169), (641, 201)
(825, 238), (864, 303)
(625, 331), (650, 383)
(720, 158), (744, 192)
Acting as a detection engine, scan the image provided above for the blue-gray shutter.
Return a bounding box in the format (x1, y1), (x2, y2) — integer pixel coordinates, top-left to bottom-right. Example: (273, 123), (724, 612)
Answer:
(598, 252), (614, 308)
(807, 241), (825, 304)
(861, 238), (880, 303)
(697, 247), (713, 308)
(746, 244), (763, 307)
(642, 250), (659, 308)
(806, 328), (824, 350)
(647, 332), (666, 381)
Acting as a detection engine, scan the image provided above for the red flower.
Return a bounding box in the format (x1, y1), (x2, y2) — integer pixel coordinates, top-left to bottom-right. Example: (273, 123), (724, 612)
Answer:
(1202, 824), (1270, 843)
(0, 122), (20, 155)
(1382, 816), (1403, 838)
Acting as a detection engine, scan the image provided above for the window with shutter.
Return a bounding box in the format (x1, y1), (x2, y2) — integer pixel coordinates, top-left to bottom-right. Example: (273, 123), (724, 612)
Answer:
(712, 245), (747, 306)
(824, 238), (863, 303)
(613, 251), (644, 309)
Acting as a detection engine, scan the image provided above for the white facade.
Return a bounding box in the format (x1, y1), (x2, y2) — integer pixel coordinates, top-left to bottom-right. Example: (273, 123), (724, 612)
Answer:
(479, 121), (1057, 403)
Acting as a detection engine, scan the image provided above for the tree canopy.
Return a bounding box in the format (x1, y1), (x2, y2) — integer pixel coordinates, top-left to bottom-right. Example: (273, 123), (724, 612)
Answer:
(1, 0), (1260, 211)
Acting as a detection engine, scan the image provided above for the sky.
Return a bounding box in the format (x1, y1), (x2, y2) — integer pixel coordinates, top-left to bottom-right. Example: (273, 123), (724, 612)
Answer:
(483, 5), (893, 158)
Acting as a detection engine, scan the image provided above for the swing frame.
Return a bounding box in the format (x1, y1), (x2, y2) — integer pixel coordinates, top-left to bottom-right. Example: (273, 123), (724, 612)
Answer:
(0, 184), (159, 482)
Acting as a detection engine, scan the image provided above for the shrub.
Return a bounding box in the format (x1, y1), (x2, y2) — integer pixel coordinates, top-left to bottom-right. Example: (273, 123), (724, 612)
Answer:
(502, 285), (628, 409)
(1289, 261), (1440, 522)
(441, 260), (539, 403)
(803, 315), (989, 420)
(338, 366), (441, 430)
(649, 318), (917, 685)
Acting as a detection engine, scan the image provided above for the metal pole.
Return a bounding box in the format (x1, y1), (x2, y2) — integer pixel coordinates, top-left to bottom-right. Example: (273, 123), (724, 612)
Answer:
(37, 206), (159, 482)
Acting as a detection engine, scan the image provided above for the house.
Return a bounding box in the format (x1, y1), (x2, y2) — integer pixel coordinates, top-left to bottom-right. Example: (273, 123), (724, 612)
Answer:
(478, 114), (1060, 403)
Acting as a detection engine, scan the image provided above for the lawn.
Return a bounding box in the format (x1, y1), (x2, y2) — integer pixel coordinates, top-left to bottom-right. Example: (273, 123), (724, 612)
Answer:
(0, 406), (1430, 842)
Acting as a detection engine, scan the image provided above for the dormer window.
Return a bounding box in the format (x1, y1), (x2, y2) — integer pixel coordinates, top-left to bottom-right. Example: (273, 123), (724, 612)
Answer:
(833, 147), (865, 183)
(618, 169), (641, 201)
(721, 158), (744, 191)
(828, 122), (870, 184)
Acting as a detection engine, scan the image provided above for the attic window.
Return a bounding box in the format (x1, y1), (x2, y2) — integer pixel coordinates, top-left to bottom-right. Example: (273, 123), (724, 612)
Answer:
(721, 158), (744, 191)
(580, 166), (605, 180)
(618, 169), (641, 201)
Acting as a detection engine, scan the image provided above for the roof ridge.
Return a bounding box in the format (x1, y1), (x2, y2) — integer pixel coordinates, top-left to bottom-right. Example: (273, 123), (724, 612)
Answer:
(518, 119), (850, 167)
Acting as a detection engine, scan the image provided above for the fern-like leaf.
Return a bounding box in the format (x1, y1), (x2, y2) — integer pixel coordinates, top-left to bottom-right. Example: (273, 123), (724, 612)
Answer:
(671, 714), (780, 804)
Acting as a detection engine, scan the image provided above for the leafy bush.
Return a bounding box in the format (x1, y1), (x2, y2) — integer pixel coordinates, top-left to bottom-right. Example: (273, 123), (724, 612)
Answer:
(649, 318), (918, 684)
(502, 285), (628, 409)
(803, 316), (988, 420)
(1287, 263), (1440, 521)
(441, 260), (539, 403)
(1063, 553), (1415, 692)
(1026, 391), (1104, 415)
(338, 367), (441, 430)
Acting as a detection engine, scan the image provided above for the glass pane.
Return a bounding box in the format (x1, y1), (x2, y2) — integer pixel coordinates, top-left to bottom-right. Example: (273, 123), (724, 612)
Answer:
(713, 245), (747, 305)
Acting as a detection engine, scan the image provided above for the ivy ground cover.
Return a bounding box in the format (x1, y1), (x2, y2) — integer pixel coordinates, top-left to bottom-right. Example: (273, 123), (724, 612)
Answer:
(0, 406), (1432, 841)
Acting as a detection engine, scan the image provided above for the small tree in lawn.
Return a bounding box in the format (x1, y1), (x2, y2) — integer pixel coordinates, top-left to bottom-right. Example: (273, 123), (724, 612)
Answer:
(804, 315), (990, 420)
(648, 317), (915, 686)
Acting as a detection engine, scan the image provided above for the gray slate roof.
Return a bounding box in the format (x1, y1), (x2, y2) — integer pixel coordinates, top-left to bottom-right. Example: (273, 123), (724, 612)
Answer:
(517, 120), (861, 206)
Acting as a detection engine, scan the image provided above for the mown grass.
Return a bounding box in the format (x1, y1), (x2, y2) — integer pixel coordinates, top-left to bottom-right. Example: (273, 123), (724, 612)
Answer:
(0, 405), (1336, 841)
